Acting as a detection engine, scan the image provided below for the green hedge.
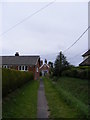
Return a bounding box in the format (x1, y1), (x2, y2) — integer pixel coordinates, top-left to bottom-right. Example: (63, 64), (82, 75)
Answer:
(2, 68), (34, 97)
(62, 66), (90, 79)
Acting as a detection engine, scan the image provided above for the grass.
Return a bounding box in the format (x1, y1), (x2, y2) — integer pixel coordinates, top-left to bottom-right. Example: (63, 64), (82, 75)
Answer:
(55, 77), (88, 105)
(2, 80), (39, 118)
(44, 77), (78, 118)
(43, 77), (89, 118)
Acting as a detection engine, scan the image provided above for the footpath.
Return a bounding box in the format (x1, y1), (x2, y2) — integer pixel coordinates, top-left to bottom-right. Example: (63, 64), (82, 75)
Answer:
(37, 78), (49, 118)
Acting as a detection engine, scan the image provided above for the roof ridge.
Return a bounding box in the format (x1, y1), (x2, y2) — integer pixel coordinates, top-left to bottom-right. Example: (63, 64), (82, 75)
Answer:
(0, 55), (40, 57)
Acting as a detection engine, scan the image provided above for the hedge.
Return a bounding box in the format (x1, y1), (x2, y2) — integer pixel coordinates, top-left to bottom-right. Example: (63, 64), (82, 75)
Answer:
(62, 66), (90, 80)
(2, 68), (34, 97)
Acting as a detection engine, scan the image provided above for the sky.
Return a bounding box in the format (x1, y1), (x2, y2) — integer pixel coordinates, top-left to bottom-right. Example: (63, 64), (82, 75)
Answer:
(0, 1), (88, 66)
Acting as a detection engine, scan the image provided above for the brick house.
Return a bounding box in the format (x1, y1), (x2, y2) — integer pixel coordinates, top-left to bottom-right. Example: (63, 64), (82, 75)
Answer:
(39, 60), (50, 76)
(79, 49), (90, 66)
(1, 52), (40, 80)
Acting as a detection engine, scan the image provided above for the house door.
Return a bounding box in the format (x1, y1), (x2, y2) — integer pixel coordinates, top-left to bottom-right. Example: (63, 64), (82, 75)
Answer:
(42, 71), (44, 76)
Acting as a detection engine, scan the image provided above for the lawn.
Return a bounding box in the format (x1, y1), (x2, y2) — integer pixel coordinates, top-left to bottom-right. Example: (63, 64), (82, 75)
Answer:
(2, 80), (39, 118)
(43, 77), (89, 118)
(55, 77), (88, 105)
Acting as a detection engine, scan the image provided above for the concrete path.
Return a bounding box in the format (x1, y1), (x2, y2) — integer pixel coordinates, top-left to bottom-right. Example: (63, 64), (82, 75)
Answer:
(37, 78), (49, 118)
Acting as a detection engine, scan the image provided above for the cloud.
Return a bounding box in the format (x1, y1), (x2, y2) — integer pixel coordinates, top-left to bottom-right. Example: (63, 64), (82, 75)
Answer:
(1, 2), (88, 66)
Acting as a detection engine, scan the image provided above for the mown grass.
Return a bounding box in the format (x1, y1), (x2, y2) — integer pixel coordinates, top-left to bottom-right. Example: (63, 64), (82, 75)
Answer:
(44, 78), (78, 118)
(43, 77), (89, 118)
(2, 80), (39, 118)
(56, 77), (88, 105)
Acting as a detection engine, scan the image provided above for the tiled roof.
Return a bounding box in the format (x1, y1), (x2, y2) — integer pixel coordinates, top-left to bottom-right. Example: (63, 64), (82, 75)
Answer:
(79, 56), (90, 66)
(39, 63), (50, 69)
(82, 49), (90, 57)
(0, 56), (40, 65)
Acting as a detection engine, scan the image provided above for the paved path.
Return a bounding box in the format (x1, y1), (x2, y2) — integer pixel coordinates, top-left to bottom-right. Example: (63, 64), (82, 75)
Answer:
(37, 78), (49, 118)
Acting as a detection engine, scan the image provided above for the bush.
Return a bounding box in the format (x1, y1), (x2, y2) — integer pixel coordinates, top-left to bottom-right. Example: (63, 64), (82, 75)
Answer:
(62, 66), (89, 79)
(2, 68), (34, 97)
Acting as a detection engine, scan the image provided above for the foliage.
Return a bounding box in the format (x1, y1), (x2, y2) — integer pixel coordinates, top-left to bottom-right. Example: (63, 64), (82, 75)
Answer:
(3, 80), (39, 118)
(2, 68), (34, 97)
(53, 51), (70, 76)
(44, 77), (89, 118)
(62, 66), (89, 79)
(48, 61), (53, 68)
(43, 78), (78, 118)
(55, 77), (88, 105)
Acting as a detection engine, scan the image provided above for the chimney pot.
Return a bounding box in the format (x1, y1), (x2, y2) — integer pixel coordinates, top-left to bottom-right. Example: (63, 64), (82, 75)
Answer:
(15, 52), (19, 56)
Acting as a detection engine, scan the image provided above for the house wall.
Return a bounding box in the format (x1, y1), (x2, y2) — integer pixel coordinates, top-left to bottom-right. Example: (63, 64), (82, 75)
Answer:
(83, 56), (88, 61)
(34, 61), (40, 80)
(3, 63), (40, 80)
(28, 66), (34, 72)
(39, 64), (50, 76)
(28, 60), (40, 80)
(40, 64), (49, 71)
(3, 65), (18, 70)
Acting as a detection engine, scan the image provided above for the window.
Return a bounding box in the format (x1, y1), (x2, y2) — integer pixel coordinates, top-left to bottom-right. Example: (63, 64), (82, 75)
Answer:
(36, 67), (38, 72)
(3, 65), (7, 68)
(25, 66), (28, 71)
(22, 66), (24, 70)
(18, 66), (21, 70)
(18, 66), (28, 71)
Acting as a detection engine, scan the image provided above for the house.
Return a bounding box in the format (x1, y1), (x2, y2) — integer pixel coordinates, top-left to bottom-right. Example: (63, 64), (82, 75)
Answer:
(39, 59), (50, 76)
(0, 52), (40, 80)
(79, 49), (90, 66)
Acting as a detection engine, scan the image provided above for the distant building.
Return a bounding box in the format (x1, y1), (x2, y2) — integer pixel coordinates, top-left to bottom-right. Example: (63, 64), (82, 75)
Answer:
(79, 49), (90, 66)
(39, 60), (50, 76)
(0, 52), (40, 80)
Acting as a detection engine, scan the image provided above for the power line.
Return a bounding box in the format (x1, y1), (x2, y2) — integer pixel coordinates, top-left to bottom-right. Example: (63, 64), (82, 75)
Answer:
(0, 0), (56, 37)
(67, 49), (87, 60)
(63, 26), (90, 53)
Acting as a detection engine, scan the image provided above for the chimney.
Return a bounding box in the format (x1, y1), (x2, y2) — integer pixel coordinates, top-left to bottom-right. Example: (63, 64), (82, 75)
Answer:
(45, 59), (47, 64)
(15, 52), (19, 56)
(40, 60), (43, 66)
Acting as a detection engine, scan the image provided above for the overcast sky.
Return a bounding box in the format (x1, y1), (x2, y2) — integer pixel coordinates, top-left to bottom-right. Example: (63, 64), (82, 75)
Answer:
(0, 1), (88, 66)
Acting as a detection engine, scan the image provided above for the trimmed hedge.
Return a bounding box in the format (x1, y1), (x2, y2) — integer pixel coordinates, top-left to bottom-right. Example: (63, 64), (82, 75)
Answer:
(2, 68), (34, 97)
(62, 66), (90, 79)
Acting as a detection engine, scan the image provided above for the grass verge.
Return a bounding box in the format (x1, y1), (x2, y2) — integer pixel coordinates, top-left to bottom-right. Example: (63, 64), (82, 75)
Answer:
(55, 77), (88, 105)
(54, 77), (88, 118)
(2, 80), (39, 118)
(43, 77), (78, 118)
(43, 77), (89, 118)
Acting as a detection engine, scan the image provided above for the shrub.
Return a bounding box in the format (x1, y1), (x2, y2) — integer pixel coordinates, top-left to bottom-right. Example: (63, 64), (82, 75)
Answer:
(62, 66), (89, 80)
(2, 68), (34, 97)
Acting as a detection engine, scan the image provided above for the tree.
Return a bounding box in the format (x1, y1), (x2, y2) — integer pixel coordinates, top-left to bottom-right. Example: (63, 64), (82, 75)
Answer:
(48, 61), (53, 68)
(54, 51), (69, 76)
(48, 61), (53, 76)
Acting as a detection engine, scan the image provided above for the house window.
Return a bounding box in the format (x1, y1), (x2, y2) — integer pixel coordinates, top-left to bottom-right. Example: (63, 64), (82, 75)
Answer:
(18, 66), (28, 71)
(3, 65), (7, 68)
(25, 66), (28, 71)
(22, 66), (24, 70)
(36, 67), (38, 72)
(18, 66), (21, 70)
